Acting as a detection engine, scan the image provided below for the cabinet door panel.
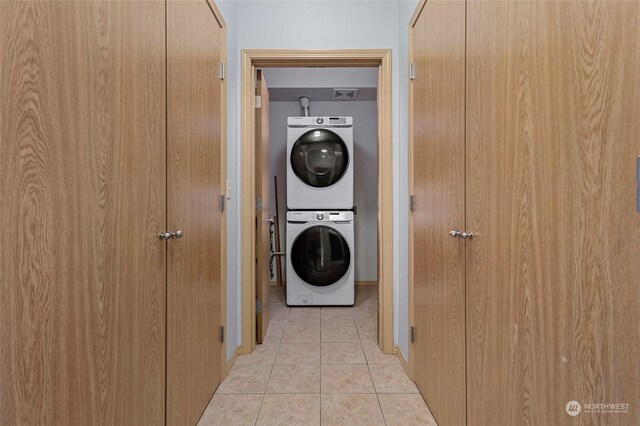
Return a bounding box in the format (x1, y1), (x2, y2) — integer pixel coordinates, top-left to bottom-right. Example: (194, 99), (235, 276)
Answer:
(167, 1), (225, 425)
(466, 1), (640, 424)
(409, 1), (467, 425)
(0, 2), (166, 424)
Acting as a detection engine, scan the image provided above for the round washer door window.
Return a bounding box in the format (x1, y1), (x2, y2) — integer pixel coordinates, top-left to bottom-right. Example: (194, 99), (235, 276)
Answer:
(291, 225), (351, 287)
(290, 129), (349, 188)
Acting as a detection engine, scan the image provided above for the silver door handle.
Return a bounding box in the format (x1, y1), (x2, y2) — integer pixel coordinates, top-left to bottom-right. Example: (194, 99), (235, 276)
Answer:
(460, 231), (473, 239)
(159, 230), (183, 240)
(267, 218), (275, 224)
(449, 230), (462, 238)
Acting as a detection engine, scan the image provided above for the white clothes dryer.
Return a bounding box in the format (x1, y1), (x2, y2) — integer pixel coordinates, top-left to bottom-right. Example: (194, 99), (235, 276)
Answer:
(287, 116), (353, 210)
(286, 210), (355, 306)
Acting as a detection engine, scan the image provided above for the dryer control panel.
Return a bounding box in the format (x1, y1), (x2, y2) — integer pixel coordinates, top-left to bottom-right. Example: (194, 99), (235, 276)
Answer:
(287, 211), (354, 222)
(287, 116), (353, 127)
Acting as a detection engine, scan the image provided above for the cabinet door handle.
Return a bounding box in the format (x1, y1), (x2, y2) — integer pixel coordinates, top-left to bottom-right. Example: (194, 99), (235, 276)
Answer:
(460, 231), (473, 239)
(160, 230), (183, 240)
(449, 230), (462, 238)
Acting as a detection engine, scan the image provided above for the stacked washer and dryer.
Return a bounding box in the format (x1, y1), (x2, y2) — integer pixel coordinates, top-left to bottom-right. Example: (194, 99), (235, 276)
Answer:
(286, 115), (355, 306)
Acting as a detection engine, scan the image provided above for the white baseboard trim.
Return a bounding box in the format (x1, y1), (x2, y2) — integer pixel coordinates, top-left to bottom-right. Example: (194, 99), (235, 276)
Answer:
(226, 346), (240, 374)
(394, 345), (410, 376)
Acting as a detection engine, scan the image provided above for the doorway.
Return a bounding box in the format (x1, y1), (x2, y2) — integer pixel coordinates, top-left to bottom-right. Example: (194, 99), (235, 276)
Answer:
(240, 50), (393, 355)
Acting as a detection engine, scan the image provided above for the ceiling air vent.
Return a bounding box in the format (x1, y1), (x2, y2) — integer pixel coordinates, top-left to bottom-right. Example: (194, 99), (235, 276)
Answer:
(332, 88), (359, 100)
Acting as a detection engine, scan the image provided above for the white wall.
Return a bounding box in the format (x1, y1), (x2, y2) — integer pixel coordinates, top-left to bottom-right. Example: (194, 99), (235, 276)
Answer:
(218, 0), (421, 362)
(397, 0), (419, 361)
(216, 0), (241, 361)
(269, 101), (378, 282)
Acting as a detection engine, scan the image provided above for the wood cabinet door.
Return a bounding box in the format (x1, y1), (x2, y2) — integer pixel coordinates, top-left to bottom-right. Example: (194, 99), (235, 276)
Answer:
(166, 1), (226, 425)
(409, 1), (467, 425)
(255, 70), (271, 343)
(466, 1), (640, 424)
(0, 2), (166, 424)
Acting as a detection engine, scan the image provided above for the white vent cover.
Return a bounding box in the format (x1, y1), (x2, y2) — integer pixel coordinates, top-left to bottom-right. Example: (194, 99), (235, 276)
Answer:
(332, 88), (359, 100)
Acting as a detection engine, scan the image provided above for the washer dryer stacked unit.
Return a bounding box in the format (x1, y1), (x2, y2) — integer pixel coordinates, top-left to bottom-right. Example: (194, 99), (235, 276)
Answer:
(286, 117), (354, 306)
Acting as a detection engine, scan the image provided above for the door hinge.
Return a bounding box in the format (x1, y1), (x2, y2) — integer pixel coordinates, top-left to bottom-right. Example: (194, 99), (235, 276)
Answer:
(256, 298), (262, 314)
(256, 197), (262, 212)
(219, 62), (225, 80)
(411, 326), (416, 343)
(254, 95), (262, 108)
(220, 326), (224, 343)
(409, 194), (415, 212)
(409, 62), (415, 81)
(219, 195), (226, 212)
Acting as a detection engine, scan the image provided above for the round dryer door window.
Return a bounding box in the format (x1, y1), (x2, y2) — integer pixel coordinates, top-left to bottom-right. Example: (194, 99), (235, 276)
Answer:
(290, 129), (349, 188)
(291, 225), (351, 287)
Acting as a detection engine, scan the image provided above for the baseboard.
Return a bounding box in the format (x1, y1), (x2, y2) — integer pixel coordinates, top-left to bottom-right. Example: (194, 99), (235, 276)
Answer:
(394, 345), (410, 376)
(355, 280), (378, 286)
(226, 346), (240, 374)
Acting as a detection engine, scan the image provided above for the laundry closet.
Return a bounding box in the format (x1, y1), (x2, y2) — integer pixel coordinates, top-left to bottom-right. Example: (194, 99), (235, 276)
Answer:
(259, 67), (379, 324)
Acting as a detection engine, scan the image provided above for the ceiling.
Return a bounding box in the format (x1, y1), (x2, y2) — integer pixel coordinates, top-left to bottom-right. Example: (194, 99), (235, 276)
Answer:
(261, 67), (378, 102)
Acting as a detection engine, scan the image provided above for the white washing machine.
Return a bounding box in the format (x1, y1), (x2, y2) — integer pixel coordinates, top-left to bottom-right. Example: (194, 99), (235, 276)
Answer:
(287, 116), (353, 210)
(286, 210), (355, 306)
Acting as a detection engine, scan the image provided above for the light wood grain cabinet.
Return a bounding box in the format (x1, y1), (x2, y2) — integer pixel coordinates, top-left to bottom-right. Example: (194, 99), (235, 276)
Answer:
(0, 1), (226, 424)
(410, 1), (640, 425)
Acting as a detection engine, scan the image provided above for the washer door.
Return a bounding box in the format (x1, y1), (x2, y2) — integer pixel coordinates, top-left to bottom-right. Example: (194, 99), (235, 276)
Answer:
(291, 225), (351, 287)
(290, 129), (349, 188)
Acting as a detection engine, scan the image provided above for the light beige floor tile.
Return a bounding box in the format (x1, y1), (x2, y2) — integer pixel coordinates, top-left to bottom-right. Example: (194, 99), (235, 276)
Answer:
(197, 394), (263, 426)
(266, 364), (320, 393)
(321, 364), (375, 393)
(378, 394), (437, 426)
(270, 305), (290, 315)
(217, 364), (273, 394)
(263, 327), (285, 343)
(290, 307), (322, 317)
(256, 394), (320, 426)
(321, 343), (366, 364)
(321, 326), (360, 343)
(322, 307), (355, 315)
(282, 326), (321, 342)
(369, 364), (418, 393)
(354, 316), (377, 329)
(321, 314), (355, 327)
(287, 315), (321, 327)
(269, 312), (289, 322)
(321, 394), (385, 426)
(268, 319), (287, 328)
(361, 341), (400, 364)
(275, 342), (321, 364)
(356, 326), (377, 343)
(235, 343), (279, 365)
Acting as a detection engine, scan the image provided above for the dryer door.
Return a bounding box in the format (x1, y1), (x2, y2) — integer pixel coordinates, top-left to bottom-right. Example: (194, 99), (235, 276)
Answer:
(291, 225), (351, 286)
(290, 129), (349, 188)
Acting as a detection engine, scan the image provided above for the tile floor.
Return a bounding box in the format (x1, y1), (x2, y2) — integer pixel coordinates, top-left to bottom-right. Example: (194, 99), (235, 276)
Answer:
(198, 286), (437, 426)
